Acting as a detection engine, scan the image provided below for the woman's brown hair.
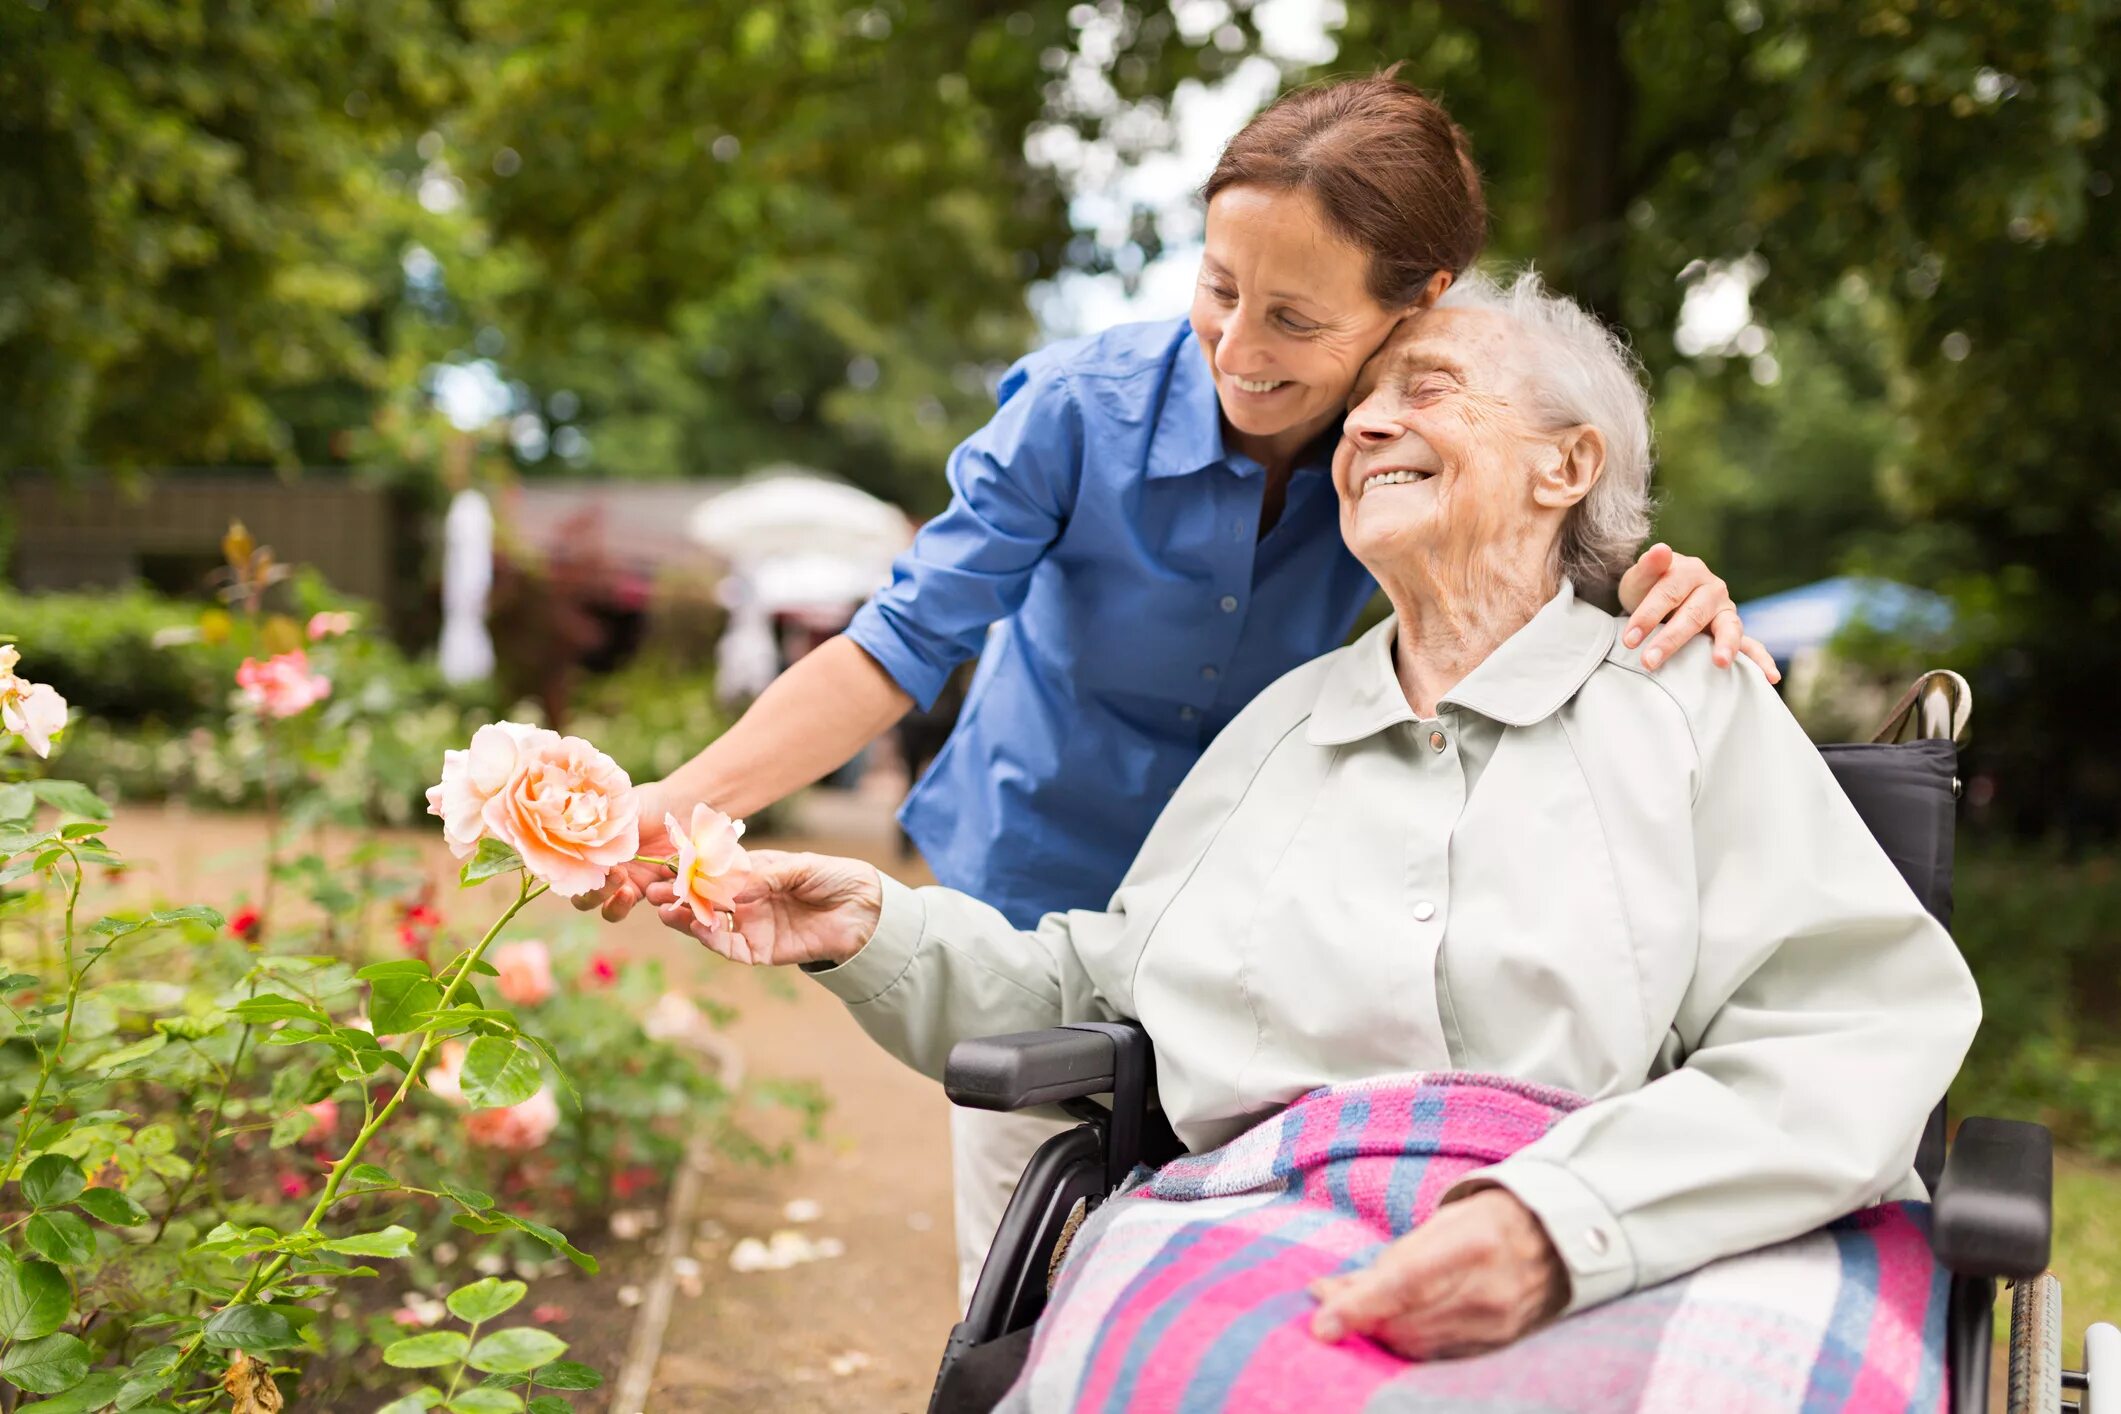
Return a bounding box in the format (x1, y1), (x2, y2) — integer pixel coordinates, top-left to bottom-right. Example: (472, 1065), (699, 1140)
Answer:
(1204, 66), (1486, 309)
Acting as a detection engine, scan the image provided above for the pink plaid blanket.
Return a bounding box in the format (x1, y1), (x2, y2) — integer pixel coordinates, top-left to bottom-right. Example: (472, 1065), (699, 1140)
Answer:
(998, 1073), (1946, 1413)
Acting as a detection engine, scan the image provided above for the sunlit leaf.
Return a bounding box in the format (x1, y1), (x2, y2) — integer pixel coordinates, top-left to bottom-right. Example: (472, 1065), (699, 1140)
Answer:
(24, 1212), (97, 1265)
(445, 1277), (526, 1324)
(200, 1303), (302, 1353)
(22, 1153), (86, 1209)
(0, 1332), (90, 1393)
(460, 837), (522, 886)
(384, 1331), (470, 1369)
(26, 781), (109, 821)
(0, 1257), (72, 1339)
(458, 1036), (541, 1109)
(466, 1327), (566, 1375)
(317, 1226), (416, 1259)
(74, 1187), (151, 1226)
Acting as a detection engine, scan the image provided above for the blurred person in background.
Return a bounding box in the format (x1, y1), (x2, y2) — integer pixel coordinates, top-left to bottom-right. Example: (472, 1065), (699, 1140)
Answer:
(582, 69), (1774, 1306)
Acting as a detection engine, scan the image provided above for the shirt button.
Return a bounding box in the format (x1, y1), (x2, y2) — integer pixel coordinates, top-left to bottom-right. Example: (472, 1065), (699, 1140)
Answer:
(1179, 706), (1198, 722)
(1201, 665), (1219, 681)
(1219, 595), (1239, 613)
(1412, 900), (1436, 922)
(1429, 730), (1447, 753)
(1585, 1227), (1610, 1256)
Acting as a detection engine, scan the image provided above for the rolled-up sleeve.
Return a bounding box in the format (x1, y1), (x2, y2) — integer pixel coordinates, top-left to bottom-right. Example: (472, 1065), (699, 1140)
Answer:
(1447, 661), (1983, 1314)
(843, 359), (1084, 710)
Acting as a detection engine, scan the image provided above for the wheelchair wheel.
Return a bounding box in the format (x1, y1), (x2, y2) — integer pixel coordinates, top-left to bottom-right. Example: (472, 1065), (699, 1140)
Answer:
(2009, 1272), (2062, 1414)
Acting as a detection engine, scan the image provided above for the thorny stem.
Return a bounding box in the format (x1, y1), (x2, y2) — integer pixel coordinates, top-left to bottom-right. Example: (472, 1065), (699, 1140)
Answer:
(168, 874), (546, 1390)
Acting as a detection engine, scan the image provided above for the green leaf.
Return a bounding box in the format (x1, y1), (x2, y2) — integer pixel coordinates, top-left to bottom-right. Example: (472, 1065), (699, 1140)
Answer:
(0, 974), (36, 993)
(460, 837), (523, 886)
(0, 1332), (90, 1393)
(527, 1397), (572, 1414)
(199, 1302), (302, 1353)
(344, 1163), (396, 1191)
(446, 1390), (522, 1414)
(22, 1154), (86, 1209)
(0, 783), (33, 823)
(73, 1186), (150, 1226)
(445, 1277), (526, 1324)
(0, 1258), (73, 1339)
(145, 905), (224, 930)
(383, 1331), (470, 1369)
(93, 1033), (170, 1072)
(355, 960), (434, 982)
(57, 822), (104, 840)
(26, 781), (109, 821)
(532, 1360), (602, 1391)
(497, 1213), (597, 1273)
(269, 1106), (319, 1149)
(370, 975), (443, 1036)
(376, 1392), (443, 1414)
(113, 1342), (182, 1411)
(440, 1181), (493, 1211)
(466, 1327), (566, 1375)
(19, 1369), (122, 1412)
(25, 1212), (96, 1265)
(317, 1225), (416, 1259)
(458, 1036), (541, 1109)
(230, 994), (332, 1028)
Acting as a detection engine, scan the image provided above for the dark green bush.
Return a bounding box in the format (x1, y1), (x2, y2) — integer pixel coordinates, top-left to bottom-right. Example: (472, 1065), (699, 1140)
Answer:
(0, 584), (247, 723)
(1952, 840), (2121, 1159)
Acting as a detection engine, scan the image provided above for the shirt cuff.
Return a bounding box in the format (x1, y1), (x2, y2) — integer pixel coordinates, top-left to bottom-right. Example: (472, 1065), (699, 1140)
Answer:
(1442, 1158), (1637, 1315)
(803, 872), (926, 1005)
(843, 602), (951, 711)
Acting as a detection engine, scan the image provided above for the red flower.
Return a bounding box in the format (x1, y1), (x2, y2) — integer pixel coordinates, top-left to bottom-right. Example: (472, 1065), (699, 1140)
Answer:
(531, 1304), (570, 1324)
(612, 1166), (658, 1200)
(583, 954), (620, 988)
(277, 1172), (307, 1201)
(229, 906), (263, 943)
(396, 902), (442, 959)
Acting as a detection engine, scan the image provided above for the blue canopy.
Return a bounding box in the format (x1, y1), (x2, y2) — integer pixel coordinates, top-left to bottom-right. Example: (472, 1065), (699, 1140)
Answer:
(1732, 576), (1954, 666)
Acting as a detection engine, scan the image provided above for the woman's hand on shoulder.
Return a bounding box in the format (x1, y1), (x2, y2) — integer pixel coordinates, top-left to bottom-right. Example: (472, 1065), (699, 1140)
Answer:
(645, 848), (883, 970)
(1308, 1187), (1566, 1359)
(1615, 543), (1780, 682)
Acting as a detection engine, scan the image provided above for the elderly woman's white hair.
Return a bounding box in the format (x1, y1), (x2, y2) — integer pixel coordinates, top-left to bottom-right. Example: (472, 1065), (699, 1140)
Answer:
(1436, 268), (1654, 588)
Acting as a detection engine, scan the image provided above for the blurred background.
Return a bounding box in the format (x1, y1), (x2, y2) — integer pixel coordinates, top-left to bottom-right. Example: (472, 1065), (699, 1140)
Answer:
(2, 0), (2118, 1402)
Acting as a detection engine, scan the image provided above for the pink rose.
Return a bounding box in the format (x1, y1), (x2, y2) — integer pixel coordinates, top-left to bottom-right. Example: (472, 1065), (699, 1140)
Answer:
(667, 804), (752, 926)
(465, 1087), (560, 1152)
(425, 722), (544, 860)
(425, 724), (640, 897)
(236, 651), (331, 719)
(492, 939), (554, 1008)
(425, 1040), (469, 1106)
(306, 611), (357, 641)
(0, 647), (68, 759)
(303, 1099), (340, 1142)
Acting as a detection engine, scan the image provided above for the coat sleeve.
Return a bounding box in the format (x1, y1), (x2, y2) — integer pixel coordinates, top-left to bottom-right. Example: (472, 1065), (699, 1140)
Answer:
(840, 357), (1083, 711)
(803, 658), (1314, 1083)
(1445, 657), (1983, 1314)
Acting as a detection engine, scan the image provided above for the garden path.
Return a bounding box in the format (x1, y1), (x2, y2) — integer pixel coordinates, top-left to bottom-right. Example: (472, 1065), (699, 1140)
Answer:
(104, 795), (961, 1413)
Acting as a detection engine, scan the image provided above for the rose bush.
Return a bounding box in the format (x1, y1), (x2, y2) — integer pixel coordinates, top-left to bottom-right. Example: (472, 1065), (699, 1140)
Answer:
(0, 535), (783, 1411)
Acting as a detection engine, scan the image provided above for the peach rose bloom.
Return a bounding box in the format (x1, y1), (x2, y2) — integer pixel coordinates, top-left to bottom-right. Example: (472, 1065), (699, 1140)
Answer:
(425, 721), (545, 860)
(465, 1086), (560, 1152)
(236, 651), (331, 719)
(0, 647), (68, 759)
(482, 733), (641, 897)
(306, 611), (357, 641)
(667, 804), (752, 927)
(425, 1039), (470, 1106)
(493, 939), (555, 1008)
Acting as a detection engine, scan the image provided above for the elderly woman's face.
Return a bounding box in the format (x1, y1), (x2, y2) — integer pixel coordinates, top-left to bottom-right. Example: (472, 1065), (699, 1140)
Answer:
(1332, 308), (1575, 574)
(1191, 185), (1405, 447)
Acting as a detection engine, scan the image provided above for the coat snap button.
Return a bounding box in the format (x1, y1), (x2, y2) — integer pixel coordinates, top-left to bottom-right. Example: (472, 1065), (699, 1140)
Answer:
(1585, 1227), (1610, 1255)
(1412, 900), (1436, 922)
(1429, 730), (1447, 753)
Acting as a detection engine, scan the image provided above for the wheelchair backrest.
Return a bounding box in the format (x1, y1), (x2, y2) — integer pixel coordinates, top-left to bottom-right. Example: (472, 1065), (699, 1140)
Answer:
(1817, 737), (1960, 927)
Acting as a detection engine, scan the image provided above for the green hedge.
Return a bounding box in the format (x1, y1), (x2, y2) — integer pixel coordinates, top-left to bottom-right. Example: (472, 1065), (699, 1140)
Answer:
(1952, 840), (2121, 1159)
(0, 584), (250, 723)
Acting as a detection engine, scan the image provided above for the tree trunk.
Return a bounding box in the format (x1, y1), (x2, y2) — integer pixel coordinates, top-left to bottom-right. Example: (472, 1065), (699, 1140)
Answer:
(1537, 0), (1635, 326)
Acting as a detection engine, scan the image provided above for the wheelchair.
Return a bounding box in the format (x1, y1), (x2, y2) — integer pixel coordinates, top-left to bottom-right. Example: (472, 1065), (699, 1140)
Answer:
(925, 671), (2121, 1414)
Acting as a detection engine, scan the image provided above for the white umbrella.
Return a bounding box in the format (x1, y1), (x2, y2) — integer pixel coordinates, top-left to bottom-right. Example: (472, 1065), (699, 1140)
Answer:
(687, 473), (912, 564)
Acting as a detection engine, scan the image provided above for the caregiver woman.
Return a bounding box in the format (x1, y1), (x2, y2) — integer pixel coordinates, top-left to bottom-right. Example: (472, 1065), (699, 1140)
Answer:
(585, 71), (1774, 1299)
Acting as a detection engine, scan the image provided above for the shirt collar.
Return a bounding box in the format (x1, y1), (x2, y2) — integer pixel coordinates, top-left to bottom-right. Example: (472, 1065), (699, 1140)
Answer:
(1146, 329), (1232, 479)
(1305, 580), (1618, 746)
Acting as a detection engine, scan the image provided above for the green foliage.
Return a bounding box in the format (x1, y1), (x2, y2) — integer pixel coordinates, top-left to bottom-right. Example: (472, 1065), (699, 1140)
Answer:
(0, 0), (468, 470)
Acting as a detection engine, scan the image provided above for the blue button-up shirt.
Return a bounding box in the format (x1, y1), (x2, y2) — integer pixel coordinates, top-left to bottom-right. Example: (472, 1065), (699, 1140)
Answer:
(844, 317), (1378, 928)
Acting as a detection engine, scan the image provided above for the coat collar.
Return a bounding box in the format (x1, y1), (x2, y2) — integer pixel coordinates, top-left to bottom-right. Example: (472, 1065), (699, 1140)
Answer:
(1305, 580), (1618, 746)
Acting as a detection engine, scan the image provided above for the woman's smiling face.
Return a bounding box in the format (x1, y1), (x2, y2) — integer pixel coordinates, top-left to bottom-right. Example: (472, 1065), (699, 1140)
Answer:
(1190, 185), (1409, 453)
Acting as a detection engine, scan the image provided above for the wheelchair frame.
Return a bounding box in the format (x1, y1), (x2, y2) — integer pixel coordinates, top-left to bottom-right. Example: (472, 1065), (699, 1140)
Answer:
(924, 674), (2119, 1413)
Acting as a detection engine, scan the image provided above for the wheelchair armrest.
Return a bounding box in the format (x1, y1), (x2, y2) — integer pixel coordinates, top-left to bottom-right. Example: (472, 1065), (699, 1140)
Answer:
(946, 1022), (1158, 1191)
(1930, 1115), (2053, 1279)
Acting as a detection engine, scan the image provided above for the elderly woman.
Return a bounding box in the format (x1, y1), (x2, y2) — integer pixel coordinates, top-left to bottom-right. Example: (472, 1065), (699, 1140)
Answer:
(654, 272), (1980, 1408)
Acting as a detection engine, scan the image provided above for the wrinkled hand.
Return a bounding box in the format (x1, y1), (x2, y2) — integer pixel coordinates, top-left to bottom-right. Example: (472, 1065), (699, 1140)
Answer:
(1615, 543), (1780, 682)
(1309, 1188), (1566, 1360)
(645, 848), (882, 969)
(570, 778), (682, 920)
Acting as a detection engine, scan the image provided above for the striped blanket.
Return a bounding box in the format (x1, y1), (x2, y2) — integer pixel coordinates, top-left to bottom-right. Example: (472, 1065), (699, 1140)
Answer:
(998, 1073), (1946, 1413)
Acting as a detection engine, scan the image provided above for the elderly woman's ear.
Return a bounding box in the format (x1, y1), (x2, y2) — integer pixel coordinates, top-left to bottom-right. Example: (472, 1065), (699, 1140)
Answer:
(1531, 426), (1606, 511)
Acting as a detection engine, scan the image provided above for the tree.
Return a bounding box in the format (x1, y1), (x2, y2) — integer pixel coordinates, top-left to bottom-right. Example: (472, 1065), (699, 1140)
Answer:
(0, 0), (469, 471)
